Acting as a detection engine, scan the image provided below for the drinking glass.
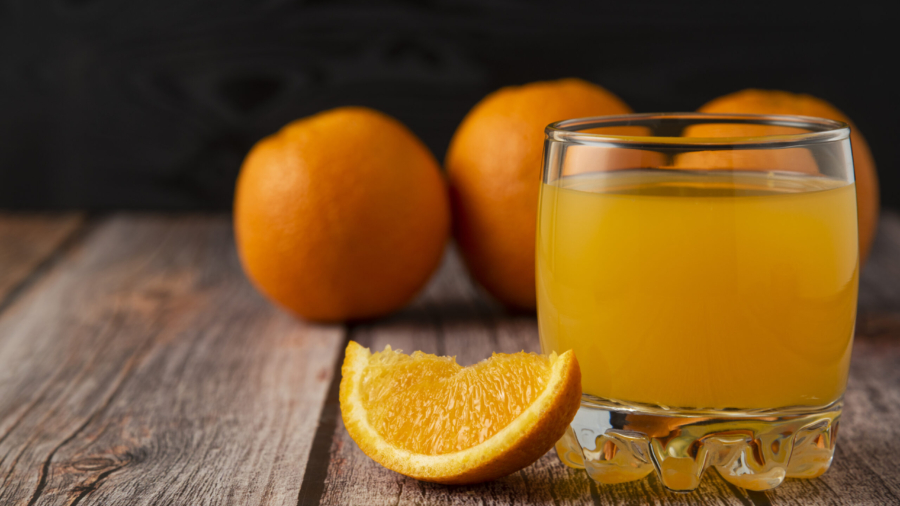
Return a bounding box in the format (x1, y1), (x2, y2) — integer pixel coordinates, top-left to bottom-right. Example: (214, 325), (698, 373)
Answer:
(537, 113), (858, 491)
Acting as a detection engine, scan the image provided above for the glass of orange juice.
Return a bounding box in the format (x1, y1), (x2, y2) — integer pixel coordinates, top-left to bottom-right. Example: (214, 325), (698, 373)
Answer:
(537, 113), (858, 492)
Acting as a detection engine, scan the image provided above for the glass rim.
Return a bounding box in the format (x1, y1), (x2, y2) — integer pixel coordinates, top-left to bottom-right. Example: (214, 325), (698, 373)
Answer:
(545, 112), (850, 149)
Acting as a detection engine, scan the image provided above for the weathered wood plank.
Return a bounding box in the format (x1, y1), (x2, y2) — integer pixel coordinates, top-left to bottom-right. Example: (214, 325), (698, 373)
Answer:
(0, 215), (345, 506)
(307, 212), (900, 505)
(0, 213), (84, 305)
(309, 248), (579, 506)
(758, 326), (900, 505)
(307, 249), (754, 505)
(2, 211), (897, 505)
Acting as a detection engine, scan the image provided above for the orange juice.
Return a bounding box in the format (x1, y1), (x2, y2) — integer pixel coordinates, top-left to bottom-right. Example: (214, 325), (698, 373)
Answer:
(537, 170), (859, 410)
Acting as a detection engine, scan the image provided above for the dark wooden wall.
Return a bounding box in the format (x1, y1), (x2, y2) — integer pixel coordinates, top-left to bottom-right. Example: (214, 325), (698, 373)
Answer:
(1, 0), (897, 210)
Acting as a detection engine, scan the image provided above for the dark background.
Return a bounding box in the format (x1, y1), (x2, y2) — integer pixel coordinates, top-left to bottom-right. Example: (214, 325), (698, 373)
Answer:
(1, 0), (897, 210)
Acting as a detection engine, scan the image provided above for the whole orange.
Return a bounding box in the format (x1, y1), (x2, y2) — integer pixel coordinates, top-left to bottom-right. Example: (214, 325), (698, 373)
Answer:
(445, 78), (632, 309)
(697, 89), (880, 264)
(234, 107), (450, 322)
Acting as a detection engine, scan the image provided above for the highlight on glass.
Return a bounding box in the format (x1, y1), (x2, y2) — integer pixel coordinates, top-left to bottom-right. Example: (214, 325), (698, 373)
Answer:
(536, 113), (858, 492)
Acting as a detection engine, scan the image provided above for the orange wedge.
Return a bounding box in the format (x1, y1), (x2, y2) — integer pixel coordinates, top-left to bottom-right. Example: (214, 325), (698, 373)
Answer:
(339, 341), (581, 484)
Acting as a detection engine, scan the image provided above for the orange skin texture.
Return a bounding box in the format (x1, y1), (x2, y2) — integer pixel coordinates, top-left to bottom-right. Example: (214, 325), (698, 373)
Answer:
(697, 89), (880, 264)
(234, 107), (450, 322)
(445, 78), (632, 309)
(339, 342), (582, 484)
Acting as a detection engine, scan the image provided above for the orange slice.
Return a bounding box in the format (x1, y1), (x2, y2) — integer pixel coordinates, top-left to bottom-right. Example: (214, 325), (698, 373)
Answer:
(339, 341), (581, 484)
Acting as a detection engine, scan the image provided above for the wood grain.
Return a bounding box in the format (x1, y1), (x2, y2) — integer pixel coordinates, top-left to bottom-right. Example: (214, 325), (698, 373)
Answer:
(0, 212), (898, 505)
(0, 215), (345, 505)
(0, 213), (84, 305)
(303, 213), (900, 505)
(304, 249), (765, 506)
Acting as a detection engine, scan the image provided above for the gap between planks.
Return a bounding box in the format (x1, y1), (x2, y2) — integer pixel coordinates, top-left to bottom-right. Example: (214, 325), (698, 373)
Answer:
(0, 215), (346, 506)
(1, 211), (898, 505)
(300, 212), (900, 506)
(0, 213), (87, 316)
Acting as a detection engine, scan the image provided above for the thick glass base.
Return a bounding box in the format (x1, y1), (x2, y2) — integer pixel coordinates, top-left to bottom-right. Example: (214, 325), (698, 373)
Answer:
(555, 395), (841, 492)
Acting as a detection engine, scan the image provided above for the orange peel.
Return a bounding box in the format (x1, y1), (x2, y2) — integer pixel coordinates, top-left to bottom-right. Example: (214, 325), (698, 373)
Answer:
(339, 341), (581, 484)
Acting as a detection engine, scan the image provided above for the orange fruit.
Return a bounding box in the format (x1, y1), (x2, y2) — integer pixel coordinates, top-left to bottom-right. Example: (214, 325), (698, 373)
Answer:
(676, 121), (821, 176)
(339, 341), (581, 484)
(446, 78), (633, 309)
(694, 89), (880, 264)
(234, 107), (450, 322)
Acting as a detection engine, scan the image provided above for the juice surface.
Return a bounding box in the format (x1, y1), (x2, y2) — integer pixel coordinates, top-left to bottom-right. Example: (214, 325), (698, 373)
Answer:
(536, 170), (859, 410)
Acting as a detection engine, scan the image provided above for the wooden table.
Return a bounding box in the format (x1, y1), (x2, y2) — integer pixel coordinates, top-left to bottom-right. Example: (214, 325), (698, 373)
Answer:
(1, 212), (898, 506)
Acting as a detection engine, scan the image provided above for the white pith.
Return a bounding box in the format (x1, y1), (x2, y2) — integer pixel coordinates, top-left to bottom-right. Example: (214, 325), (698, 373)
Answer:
(343, 344), (570, 478)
